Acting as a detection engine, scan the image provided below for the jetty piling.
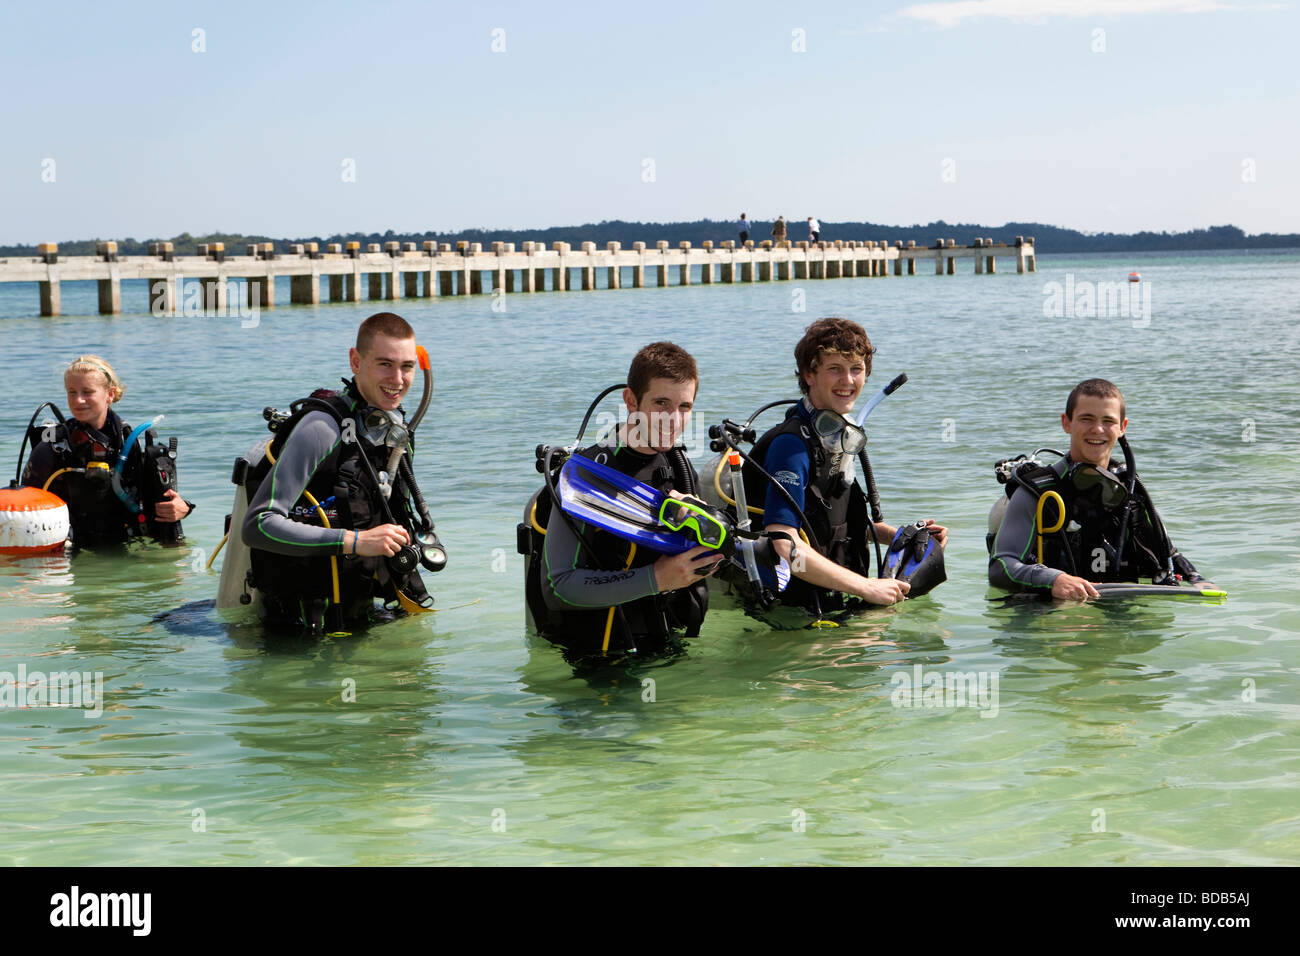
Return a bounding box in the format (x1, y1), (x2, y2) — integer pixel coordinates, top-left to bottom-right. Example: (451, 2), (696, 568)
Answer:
(1, 235), (1036, 316)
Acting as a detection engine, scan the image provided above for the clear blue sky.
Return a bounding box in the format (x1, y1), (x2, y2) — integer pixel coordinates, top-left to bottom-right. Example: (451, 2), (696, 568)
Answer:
(2, 0), (1295, 244)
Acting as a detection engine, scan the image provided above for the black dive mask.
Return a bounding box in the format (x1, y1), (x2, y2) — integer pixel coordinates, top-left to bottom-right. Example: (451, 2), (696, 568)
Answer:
(1068, 462), (1128, 509)
(360, 408), (409, 449)
(811, 409), (866, 456)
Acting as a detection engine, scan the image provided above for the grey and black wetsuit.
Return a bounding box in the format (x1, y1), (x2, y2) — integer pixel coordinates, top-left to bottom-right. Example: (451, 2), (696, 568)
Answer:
(543, 495), (661, 610)
(241, 384), (431, 632)
(989, 455), (1202, 592)
(535, 443), (707, 658)
(243, 411), (350, 555)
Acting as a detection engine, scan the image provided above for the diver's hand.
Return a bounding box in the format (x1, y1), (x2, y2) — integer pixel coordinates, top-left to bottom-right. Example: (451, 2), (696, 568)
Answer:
(154, 489), (190, 522)
(354, 524), (410, 557)
(653, 546), (723, 592)
(1051, 573), (1100, 600)
(919, 519), (948, 548)
(860, 577), (909, 605)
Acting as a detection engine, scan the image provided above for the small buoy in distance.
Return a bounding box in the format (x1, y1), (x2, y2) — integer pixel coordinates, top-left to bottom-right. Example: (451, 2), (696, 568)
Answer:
(1128, 271), (1141, 283)
(0, 486), (70, 555)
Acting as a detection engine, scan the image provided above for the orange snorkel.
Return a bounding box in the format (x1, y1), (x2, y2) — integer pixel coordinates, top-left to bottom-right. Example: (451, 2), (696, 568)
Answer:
(409, 344), (433, 436)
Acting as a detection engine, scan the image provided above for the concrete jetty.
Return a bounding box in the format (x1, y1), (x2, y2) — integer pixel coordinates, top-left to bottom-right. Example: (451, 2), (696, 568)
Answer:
(0, 236), (1036, 316)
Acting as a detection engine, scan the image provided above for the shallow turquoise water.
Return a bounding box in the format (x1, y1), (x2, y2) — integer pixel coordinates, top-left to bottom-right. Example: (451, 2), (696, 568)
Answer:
(2, 249), (1297, 865)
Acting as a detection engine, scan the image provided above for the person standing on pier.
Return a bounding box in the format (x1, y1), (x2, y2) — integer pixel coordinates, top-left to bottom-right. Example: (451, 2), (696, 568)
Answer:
(738, 213), (750, 244)
(772, 216), (787, 246)
(807, 216), (821, 243)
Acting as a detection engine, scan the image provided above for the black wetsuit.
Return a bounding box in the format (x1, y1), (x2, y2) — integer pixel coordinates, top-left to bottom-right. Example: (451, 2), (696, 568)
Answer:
(21, 411), (185, 546)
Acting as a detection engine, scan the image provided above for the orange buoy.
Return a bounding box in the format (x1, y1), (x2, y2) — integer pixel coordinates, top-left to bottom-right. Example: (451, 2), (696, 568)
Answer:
(1128, 271), (1141, 283)
(0, 486), (70, 555)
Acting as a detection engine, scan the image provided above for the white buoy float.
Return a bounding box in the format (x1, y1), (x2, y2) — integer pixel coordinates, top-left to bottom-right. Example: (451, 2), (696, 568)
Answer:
(0, 486), (70, 555)
(1128, 271), (1141, 283)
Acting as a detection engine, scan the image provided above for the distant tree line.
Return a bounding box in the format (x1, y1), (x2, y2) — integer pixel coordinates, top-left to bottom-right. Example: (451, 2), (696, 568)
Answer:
(2, 221), (1297, 258)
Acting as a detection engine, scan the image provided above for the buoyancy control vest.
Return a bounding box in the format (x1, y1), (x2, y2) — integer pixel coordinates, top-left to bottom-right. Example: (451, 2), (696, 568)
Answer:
(22, 411), (181, 545)
(996, 457), (1178, 583)
(743, 404), (873, 613)
(519, 443), (708, 657)
(241, 383), (431, 629)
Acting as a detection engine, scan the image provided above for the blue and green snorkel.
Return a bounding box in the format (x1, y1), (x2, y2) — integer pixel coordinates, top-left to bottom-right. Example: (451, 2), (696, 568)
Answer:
(112, 414), (164, 513)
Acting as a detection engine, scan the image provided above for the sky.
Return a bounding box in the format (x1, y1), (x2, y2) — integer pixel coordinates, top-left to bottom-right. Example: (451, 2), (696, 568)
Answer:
(1, 0), (1296, 244)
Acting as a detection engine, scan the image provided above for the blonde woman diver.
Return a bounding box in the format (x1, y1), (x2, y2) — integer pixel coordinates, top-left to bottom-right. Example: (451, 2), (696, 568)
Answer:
(20, 355), (191, 546)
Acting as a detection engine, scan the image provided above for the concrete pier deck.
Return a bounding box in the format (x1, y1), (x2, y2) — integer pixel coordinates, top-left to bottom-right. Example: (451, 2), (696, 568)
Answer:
(0, 237), (1037, 316)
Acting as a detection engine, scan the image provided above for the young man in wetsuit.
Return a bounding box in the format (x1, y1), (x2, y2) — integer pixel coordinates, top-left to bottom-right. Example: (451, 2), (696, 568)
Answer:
(752, 318), (947, 613)
(241, 311), (432, 631)
(539, 342), (721, 657)
(989, 378), (1208, 599)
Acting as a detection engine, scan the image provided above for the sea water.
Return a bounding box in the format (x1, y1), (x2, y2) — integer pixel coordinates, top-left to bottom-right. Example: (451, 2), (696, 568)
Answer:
(1, 249), (1297, 865)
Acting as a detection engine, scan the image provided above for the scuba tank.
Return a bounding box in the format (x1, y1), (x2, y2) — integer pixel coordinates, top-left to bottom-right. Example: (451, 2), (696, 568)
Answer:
(986, 447), (1067, 554)
(216, 436), (269, 614)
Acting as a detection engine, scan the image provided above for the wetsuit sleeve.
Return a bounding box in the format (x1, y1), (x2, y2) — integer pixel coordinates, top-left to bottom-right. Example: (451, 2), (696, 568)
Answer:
(242, 412), (347, 555)
(760, 433), (809, 530)
(989, 486), (1064, 591)
(1171, 549), (1203, 583)
(541, 507), (659, 610)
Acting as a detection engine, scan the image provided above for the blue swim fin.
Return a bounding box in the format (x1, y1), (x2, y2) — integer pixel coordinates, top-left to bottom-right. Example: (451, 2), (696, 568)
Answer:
(556, 454), (790, 591)
(882, 521), (947, 598)
(557, 453), (694, 554)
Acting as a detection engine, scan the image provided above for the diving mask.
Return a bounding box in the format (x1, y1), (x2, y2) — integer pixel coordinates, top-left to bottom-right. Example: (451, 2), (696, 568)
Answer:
(361, 408), (410, 449)
(811, 409), (867, 456)
(1068, 462), (1128, 509)
(658, 498), (730, 551)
